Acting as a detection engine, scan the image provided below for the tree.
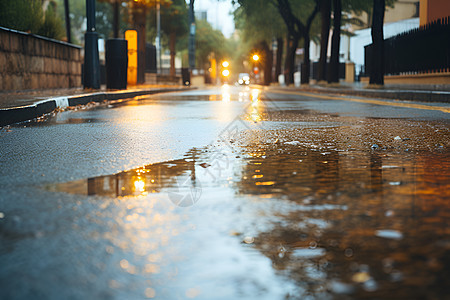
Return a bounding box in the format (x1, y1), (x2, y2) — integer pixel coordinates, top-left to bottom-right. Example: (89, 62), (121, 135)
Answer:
(316, 0), (394, 84)
(159, 0), (188, 76)
(233, 0), (286, 84)
(318, 0), (331, 82)
(369, 0), (385, 85)
(36, 2), (65, 40)
(194, 19), (230, 69)
(275, 0), (320, 85)
(0, 0), (64, 40)
(328, 0), (341, 83)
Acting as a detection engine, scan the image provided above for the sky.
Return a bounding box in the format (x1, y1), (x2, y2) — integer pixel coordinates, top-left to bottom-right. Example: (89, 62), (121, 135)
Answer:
(193, 0), (236, 38)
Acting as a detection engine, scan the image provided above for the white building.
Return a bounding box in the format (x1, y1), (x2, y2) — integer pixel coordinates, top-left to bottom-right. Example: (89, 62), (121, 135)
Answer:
(349, 18), (420, 77)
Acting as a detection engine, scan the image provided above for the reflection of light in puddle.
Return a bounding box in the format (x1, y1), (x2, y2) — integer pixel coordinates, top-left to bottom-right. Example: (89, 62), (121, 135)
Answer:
(255, 181), (275, 186)
(250, 107), (262, 123)
(375, 229), (403, 240)
(251, 89), (260, 101)
(292, 248), (326, 258)
(134, 179), (146, 193)
(221, 84), (231, 102)
(296, 204), (348, 211)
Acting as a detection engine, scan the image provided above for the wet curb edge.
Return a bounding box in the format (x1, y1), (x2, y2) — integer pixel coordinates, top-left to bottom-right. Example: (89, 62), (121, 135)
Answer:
(0, 87), (192, 127)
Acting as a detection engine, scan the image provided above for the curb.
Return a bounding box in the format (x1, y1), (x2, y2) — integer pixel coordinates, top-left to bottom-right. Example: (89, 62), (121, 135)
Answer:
(0, 87), (191, 127)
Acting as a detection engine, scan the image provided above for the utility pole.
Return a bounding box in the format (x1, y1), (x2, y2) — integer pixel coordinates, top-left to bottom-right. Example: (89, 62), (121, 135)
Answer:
(84, 0), (100, 89)
(188, 0), (196, 70)
(156, 1), (161, 75)
(63, 0), (71, 43)
(113, 0), (119, 38)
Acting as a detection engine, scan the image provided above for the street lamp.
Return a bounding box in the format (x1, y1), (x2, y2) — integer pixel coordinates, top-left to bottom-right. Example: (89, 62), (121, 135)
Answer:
(251, 53), (260, 84)
(221, 60), (230, 83)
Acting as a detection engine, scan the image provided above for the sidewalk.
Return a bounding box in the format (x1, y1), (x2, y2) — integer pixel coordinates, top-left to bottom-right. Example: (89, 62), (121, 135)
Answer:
(0, 84), (192, 126)
(271, 82), (450, 103)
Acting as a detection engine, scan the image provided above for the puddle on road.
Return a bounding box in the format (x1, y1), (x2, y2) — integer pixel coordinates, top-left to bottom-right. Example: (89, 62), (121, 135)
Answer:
(238, 143), (450, 299)
(40, 88), (450, 299)
(46, 137), (450, 298)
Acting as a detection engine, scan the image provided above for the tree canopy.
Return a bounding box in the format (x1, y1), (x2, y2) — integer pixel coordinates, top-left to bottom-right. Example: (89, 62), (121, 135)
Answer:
(194, 19), (230, 69)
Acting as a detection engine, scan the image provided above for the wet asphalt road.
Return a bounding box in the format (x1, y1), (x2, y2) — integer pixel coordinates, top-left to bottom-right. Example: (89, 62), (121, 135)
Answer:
(0, 85), (449, 299)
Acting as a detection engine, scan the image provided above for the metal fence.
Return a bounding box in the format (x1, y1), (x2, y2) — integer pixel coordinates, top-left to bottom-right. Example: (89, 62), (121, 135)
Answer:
(365, 16), (450, 76)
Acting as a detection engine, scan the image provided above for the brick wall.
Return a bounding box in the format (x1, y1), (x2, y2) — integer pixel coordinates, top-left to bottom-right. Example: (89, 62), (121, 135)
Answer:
(0, 26), (82, 91)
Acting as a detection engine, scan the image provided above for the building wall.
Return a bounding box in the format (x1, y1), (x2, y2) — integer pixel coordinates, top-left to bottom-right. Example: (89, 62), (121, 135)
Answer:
(0, 27), (82, 91)
(351, 0), (419, 30)
(385, 0), (419, 23)
(350, 18), (420, 76)
(420, 0), (450, 25)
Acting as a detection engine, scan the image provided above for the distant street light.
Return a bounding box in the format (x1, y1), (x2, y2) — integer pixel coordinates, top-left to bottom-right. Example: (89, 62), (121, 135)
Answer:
(222, 61), (229, 68)
(252, 53), (260, 84)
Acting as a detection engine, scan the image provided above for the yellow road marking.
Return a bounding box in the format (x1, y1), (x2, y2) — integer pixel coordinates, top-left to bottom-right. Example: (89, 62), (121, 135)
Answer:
(268, 89), (450, 114)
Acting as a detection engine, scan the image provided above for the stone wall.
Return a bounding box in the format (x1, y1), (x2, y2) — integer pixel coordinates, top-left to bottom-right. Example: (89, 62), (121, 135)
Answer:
(0, 27), (82, 91)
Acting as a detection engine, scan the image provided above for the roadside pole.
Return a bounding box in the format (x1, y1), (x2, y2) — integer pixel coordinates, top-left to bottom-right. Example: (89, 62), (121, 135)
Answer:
(188, 0), (196, 79)
(84, 0), (101, 89)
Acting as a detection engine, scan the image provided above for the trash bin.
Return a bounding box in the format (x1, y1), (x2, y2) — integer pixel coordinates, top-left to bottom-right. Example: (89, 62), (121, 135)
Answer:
(106, 39), (128, 89)
(182, 68), (190, 86)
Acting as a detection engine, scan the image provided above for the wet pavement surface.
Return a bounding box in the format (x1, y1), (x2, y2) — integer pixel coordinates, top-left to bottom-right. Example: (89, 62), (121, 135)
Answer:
(0, 85), (449, 299)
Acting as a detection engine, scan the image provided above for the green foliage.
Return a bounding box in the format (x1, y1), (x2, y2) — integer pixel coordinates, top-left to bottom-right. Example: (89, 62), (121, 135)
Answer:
(147, 0), (189, 49)
(37, 4), (65, 40)
(54, 0), (85, 44)
(95, 1), (114, 40)
(194, 19), (230, 69)
(0, 0), (43, 33)
(234, 0), (285, 43)
(160, 0), (188, 38)
(0, 0), (66, 40)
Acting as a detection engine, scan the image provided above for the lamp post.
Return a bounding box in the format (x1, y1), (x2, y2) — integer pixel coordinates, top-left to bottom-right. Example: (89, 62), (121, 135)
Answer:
(188, 0), (196, 70)
(84, 0), (100, 89)
(156, 0), (161, 75)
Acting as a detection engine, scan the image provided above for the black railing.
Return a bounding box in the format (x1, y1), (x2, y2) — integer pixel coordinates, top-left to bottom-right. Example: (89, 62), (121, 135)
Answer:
(365, 16), (450, 76)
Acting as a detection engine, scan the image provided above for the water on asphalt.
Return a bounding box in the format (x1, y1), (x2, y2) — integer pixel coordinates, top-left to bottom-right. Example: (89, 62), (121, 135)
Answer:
(0, 85), (449, 299)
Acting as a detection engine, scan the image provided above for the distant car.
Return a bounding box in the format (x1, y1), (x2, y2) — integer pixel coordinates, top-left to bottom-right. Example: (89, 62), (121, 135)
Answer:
(238, 73), (250, 85)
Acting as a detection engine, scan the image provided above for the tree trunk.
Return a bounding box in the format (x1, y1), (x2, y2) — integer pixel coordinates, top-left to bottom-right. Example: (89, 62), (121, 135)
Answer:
(275, 37), (283, 82)
(318, 0), (331, 82)
(133, 4), (146, 84)
(370, 0), (385, 85)
(260, 41), (273, 85)
(285, 35), (298, 85)
(169, 32), (176, 77)
(328, 0), (341, 83)
(301, 33), (311, 84)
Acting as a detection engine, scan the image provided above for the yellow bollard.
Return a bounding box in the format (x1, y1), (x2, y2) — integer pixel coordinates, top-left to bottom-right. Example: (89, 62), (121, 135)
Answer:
(125, 30), (138, 86)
